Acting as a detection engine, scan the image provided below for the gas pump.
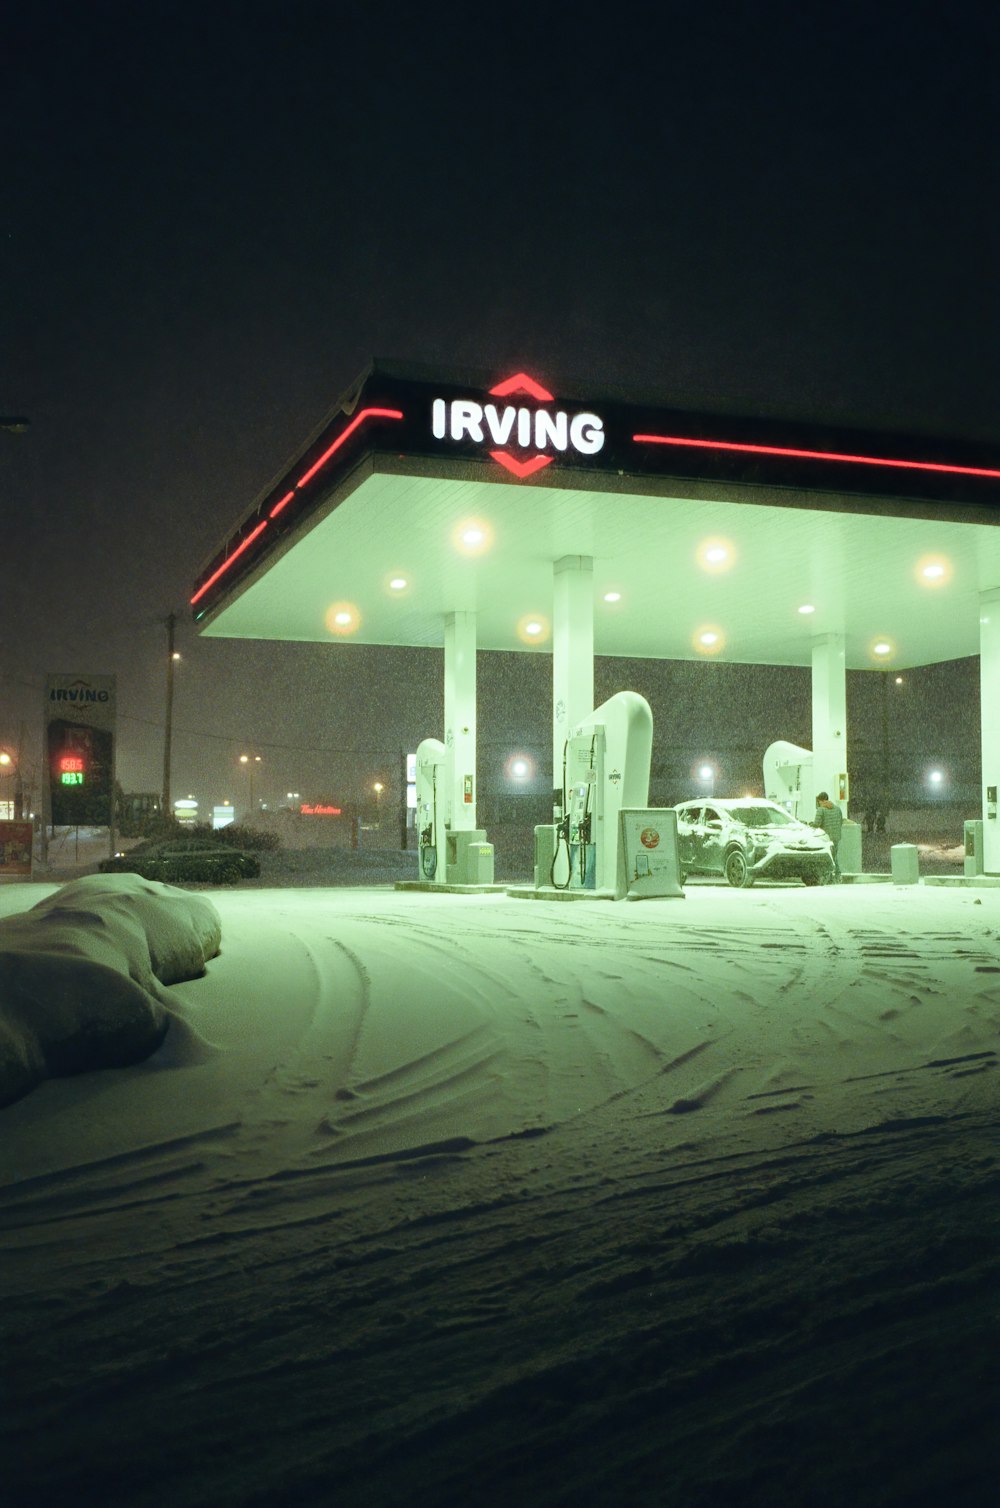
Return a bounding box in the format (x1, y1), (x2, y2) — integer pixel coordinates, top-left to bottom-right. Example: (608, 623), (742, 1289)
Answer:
(564, 728), (603, 888)
(763, 740), (815, 819)
(550, 691), (653, 893)
(416, 737), (448, 882)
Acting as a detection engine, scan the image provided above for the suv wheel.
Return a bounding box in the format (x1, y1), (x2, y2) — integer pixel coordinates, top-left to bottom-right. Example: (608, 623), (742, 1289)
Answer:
(724, 849), (753, 888)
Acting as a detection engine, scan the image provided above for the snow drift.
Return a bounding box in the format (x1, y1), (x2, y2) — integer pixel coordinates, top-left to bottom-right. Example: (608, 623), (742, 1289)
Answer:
(0, 874), (221, 1107)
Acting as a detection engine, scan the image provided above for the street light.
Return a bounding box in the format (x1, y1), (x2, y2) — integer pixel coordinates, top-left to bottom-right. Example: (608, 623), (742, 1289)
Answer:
(695, 761), (716, 796)
(239, 754), (262, 819)
(162, 612), (179, 816)
(0, 751), (12, 820)
(373, 781), (384, 827)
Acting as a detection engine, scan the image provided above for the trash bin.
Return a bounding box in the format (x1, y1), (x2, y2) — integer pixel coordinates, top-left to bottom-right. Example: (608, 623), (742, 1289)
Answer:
(890, 843), (920, 885)
(534, 824), (557, 888)
(839, 819), (862, 876)
(447, 829), (493, 884)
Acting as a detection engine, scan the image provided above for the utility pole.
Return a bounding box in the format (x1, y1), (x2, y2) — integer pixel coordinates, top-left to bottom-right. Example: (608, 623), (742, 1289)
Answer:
(162, 612), (176, 819)
(4, 423), (29, 825)
(880, 670), (889, 801)
(14, 721), (25, 820)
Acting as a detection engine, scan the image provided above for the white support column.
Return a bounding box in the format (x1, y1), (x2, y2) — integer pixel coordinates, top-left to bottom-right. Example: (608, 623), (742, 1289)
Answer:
(552, 555), (594, 806)
(811, 633), (848, 812)
(444, 610), (478, 833)
(980, 588), (1000, 874)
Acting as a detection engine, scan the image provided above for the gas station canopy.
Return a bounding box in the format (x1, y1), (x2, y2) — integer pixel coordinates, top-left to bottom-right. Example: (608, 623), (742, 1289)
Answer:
(193, 362), (1000, 671)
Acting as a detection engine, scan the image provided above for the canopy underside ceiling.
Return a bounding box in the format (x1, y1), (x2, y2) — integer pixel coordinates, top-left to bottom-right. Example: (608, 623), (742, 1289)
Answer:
(201, 469), (1000, 670)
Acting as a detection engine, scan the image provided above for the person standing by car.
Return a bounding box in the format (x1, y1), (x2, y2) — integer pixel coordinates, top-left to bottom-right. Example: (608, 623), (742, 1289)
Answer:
(813, 792), (843, 880)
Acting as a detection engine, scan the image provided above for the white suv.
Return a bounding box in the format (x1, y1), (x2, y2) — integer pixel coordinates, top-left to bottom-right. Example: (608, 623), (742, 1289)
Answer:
(674, 798), (835, 887)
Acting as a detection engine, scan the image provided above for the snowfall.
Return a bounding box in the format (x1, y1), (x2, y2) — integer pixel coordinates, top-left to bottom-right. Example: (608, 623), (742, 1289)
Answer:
(2, 854), (998, 1507)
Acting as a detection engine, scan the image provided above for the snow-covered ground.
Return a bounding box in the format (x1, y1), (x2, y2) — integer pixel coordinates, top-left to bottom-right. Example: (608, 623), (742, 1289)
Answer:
(2, 875), (998, 1506)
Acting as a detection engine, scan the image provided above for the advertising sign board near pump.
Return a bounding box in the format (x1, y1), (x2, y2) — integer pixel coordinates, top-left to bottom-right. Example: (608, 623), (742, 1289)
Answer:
(0, 821), (33, 880)
(618, 809), (684, 900)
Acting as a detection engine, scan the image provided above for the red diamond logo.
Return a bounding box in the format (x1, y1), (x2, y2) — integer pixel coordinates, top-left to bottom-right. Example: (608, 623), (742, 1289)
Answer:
(489, 451), (554, 478)
(489, 372), (554, 402)
(488, 372), (556, 476)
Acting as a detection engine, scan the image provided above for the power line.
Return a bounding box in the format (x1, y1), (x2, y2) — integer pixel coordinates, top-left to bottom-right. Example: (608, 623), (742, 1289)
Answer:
(115, 710), (408, 758)
(0, 677), (397, 758)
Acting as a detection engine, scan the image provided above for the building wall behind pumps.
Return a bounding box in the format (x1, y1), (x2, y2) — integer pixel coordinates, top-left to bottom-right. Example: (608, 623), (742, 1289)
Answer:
(474, 654), (982, 871)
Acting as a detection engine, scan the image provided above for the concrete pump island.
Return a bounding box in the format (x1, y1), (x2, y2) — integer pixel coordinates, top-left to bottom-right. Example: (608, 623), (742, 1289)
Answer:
(192, 361), (1000, 893)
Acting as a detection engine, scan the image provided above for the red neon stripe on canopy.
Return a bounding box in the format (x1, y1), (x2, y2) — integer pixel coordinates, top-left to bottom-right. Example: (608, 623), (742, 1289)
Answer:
(269, 490), (296, 519)
(191, 520), (268, 604)
(632, 433), (1000, 480)
(191, 407), (404, 606)
(296, 407), (404, 487)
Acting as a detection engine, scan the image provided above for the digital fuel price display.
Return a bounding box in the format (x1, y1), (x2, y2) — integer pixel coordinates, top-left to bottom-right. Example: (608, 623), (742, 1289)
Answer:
(47, 717), (113, 826)
(59, 755), (86, 785)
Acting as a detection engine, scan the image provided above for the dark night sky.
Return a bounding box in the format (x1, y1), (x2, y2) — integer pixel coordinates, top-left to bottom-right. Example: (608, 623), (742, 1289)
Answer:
(2, 2), (998, 815)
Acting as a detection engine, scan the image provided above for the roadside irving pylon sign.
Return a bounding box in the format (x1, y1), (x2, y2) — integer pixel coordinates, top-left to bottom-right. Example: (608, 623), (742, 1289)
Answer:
(45, 674), (117, 826)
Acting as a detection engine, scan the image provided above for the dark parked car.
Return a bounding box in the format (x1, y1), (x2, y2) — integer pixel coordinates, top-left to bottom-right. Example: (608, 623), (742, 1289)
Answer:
(99, 835), (260, 884)
(674, 798), (835, 887)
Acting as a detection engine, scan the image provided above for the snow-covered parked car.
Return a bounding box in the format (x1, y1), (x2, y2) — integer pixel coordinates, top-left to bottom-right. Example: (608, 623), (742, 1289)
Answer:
(673, 797), (835, 888)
